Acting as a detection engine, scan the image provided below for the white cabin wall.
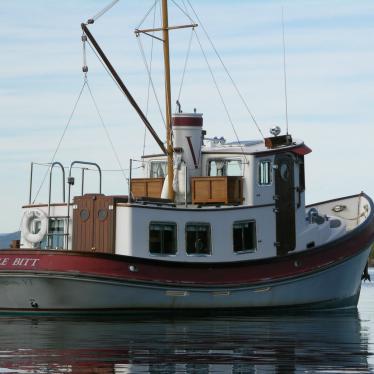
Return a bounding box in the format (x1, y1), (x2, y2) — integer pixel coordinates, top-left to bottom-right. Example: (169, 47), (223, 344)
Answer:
(115, 206), (133, 256)
(114, 204), (276, 262)
(252, 155), (275, 206)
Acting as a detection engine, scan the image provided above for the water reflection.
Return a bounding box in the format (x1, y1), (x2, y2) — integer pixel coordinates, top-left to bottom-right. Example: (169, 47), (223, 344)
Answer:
(0, 311), (369, 373)
(0, 280), (373, 373)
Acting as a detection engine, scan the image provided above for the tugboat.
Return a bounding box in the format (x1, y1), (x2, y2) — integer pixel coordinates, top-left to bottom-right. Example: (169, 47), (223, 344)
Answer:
(1, 1), (373, 313)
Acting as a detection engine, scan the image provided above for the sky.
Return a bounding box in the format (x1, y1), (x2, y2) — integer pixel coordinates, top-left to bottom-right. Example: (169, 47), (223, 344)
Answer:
(1, 0), (374, 232)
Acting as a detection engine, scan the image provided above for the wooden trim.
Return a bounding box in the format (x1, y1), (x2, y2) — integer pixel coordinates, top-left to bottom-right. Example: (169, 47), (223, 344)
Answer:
(115, 202), (275, 211)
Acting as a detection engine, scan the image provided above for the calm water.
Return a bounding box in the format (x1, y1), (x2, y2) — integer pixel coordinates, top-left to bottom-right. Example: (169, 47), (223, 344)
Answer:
(0, 272), (373, 373)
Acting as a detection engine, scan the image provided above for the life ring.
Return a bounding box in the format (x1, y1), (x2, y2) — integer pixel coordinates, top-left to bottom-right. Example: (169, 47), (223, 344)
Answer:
(22, 209), (48, 244)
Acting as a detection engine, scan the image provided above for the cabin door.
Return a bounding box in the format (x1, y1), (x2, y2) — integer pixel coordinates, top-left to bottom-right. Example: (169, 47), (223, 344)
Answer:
(274, 153), (295, 256)
(73, 194), (115, 253)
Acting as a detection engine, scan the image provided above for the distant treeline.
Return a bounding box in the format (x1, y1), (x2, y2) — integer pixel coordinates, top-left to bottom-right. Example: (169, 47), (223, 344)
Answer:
(0, 232), (20, 248)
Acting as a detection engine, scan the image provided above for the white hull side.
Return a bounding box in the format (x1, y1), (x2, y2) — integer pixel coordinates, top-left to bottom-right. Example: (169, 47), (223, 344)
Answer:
(0, 247), (369, 312)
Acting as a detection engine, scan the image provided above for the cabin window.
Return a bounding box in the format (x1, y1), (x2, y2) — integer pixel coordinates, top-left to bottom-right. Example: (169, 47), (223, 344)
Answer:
(149, 222), (177, 255)
(233, 220), (257, 253)
(208, 159), (242, 177)
(258, 160), (271, 185)
(47, 218), (65, 249)
(150, 161), (167, 178)
(36, 218), (65, 249)
(186, 223), (211, 255)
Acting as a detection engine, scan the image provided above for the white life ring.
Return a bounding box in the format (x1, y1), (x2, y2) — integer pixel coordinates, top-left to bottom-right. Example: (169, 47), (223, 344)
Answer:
(22, 209), (48, 244)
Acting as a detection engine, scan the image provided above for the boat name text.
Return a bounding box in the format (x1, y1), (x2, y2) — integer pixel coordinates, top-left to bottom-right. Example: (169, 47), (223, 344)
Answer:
(0, 257), (39, 267)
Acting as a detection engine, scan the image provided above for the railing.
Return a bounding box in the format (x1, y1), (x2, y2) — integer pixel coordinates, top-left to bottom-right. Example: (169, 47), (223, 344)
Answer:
(65, 161), (102, 250)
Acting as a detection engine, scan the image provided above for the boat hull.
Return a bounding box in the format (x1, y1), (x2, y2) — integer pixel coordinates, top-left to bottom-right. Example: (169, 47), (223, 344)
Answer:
(0, 245), (369, 313)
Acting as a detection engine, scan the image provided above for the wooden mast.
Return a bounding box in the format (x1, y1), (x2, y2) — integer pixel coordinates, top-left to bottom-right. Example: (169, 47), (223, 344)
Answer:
(161, 0), (174, 200)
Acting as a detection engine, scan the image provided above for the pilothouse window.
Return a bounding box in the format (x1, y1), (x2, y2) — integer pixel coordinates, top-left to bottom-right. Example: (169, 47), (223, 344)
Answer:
(149, 222), (177, 255)
(233, 220), (257, 253)
(209, 159), (242, 176)
(150, 161), (167, 178)
(186, 223), (211, 255)
(258, 160), (272, 185)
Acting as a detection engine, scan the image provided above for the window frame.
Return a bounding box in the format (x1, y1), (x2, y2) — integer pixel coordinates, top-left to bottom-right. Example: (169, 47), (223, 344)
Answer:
(207, 158), (244, 177)
(232, 219), (257, 254)
(258, 159), (272, 186)
(36, 218), (65, 250)
(185, 222), (212, 256)
(149, 160), (167, 179)
(149, 221), (177, 256)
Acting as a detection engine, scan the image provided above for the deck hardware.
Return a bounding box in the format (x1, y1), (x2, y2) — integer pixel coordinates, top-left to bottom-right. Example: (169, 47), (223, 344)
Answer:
(166, 290), (189, 297)
(332, 204), (346, 213)
(253, 287), (270, 293)
(129, 265), (138, 272)
(212, 290), (230, 296)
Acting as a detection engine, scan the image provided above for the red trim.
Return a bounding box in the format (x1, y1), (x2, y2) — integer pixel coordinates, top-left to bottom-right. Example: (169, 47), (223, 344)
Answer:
(172, 116), (203, 127)
(290, 144), (312, 156)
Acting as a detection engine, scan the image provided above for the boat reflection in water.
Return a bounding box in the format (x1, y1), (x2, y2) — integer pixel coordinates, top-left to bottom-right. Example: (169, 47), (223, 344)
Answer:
(0, 309), (370, 373)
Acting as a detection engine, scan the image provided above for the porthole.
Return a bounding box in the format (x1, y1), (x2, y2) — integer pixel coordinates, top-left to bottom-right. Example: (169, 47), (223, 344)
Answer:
(80, 208), (90, 222)
(98, 208), (108, 221)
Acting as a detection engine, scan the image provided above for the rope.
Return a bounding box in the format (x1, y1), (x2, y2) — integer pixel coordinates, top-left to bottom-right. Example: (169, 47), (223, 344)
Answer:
(136, 35), (166, 128)
(87, 42), (127, 100)
(85, 80), (128, 181)
(32, 80), (87, 203)
(193, 30), (248, 162)
(170, 0), (196, 24)
(136, 0), (160, 30)
(31, 162), (141, 173)
(90, 0), (120, 23)
(175, 27), (194, 112)
(186, 0), (264, 140)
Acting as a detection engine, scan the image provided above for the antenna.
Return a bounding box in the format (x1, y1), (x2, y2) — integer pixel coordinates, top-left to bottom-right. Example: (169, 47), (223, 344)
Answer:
(282, 7), (289, 135)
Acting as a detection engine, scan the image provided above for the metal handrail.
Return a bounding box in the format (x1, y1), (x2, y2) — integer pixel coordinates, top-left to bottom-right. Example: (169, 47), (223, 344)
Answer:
(46, 162), (66, 249)
(66, 161), (102, 250)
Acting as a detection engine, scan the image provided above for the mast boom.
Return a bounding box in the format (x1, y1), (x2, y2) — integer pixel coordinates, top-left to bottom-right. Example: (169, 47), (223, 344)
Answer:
(81, 23), (167, 155)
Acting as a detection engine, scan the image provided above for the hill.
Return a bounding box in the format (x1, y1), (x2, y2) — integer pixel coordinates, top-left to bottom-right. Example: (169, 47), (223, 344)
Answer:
(0, 232), (20, 248)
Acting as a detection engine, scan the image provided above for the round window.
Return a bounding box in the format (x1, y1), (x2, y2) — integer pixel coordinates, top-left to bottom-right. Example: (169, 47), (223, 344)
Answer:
(98, 208), (108, 221)
(80, 208), (90, 222)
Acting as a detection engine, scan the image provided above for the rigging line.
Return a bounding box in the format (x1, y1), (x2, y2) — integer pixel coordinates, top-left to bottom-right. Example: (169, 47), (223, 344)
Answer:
(136, 0), (160, 30)
(282, 7), (289, 135)
(170, 0), (196, 24)
(186, 0), (264, 140)
(85, 80), (128, 181)
(90, 0), (120, 23)
(87, 42), (129, 101)
(143, 1), (158, 158)
(32, 80), (88, 203)
(137, 35), (166, 128)
(175, 27), (194, 111)
(193, 30), (248, 163)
